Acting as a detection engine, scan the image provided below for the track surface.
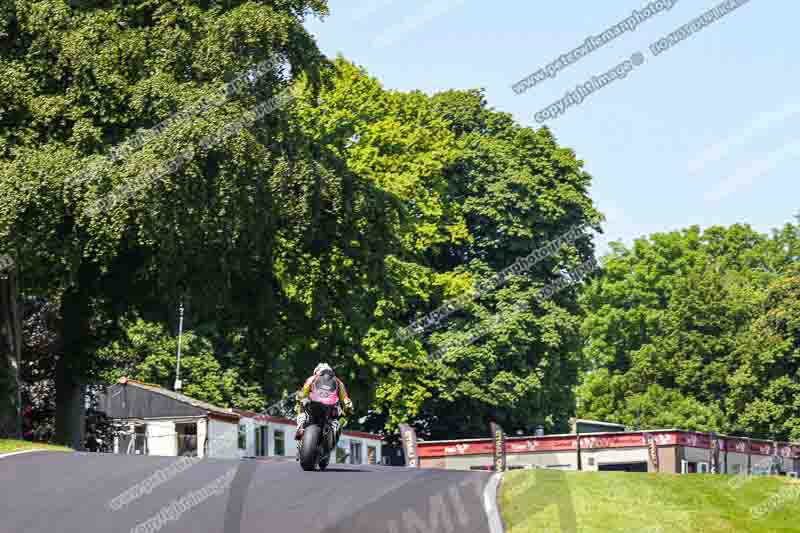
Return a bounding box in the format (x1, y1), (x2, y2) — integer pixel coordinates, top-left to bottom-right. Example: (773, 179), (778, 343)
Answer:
(0, 451), (494, 533)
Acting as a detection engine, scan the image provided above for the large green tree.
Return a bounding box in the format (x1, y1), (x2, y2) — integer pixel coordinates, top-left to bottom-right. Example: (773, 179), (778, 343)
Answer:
(726, 266), (800, 440)
(289, 58), (467, 426)
(578, 223), (800, 440)
(0, 0), (328, 446)
(310, 83), (604, 438)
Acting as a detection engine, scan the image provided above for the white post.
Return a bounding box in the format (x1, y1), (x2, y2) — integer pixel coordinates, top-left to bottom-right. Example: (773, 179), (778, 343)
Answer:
(174, 302), (184, 392)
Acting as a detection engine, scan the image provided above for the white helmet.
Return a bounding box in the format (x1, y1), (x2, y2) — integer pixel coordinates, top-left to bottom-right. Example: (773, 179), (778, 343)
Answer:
(314, 363), (333, 375)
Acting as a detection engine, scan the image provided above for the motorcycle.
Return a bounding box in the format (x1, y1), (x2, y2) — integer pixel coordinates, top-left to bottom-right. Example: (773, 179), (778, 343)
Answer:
(297, 371), (341, 471)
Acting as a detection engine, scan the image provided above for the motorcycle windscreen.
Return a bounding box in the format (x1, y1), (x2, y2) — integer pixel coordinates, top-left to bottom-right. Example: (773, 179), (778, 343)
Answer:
(310, 373), (340, 405)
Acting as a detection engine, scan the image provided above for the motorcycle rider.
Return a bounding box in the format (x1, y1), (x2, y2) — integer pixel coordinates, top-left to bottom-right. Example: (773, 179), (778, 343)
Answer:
(294, 363), (354, 449)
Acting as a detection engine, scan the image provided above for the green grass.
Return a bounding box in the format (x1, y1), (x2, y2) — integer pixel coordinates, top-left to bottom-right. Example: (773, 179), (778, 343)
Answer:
(0, 439), (72, 455)
(499, 469), (800, 533)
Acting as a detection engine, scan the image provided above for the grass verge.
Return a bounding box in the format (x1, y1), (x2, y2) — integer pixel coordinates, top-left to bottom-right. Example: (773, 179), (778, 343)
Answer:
(499, 469), (800, 532)
(0, 439), (72, 455)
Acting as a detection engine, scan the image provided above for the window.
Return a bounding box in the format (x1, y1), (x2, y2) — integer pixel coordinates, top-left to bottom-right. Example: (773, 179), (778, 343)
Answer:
(255, 427), (267, 456)
(698, 462), (709, 473)
(350, 441), (363, 464)
(274, 430), (285, 456)
(367, 446), (377, 465)
(238, 424), (247, 450)
(175, 423), (198, 457)
(134, 424), (147, 455)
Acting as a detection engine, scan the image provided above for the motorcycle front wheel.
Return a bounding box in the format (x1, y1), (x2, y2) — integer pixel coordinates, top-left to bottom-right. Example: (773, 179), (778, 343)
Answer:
(299, 424), (321, 471)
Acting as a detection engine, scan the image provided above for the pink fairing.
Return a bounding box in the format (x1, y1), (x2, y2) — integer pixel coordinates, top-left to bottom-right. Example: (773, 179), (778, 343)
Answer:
(310, 389), (340, 405)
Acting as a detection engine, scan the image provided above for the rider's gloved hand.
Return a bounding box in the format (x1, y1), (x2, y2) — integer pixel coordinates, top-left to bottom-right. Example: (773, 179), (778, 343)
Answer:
(295, 412), (308, 440)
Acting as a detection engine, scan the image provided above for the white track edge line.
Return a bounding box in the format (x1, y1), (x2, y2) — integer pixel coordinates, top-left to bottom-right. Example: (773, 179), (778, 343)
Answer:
(0, 449), (50, 460)
(483, 472), (504, 533)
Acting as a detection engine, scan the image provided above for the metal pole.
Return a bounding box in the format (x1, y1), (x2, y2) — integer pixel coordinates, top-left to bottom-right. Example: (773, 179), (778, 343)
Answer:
(723, 435), (729, 474)
(174, 302), (184, 392)
(772, 438), (779, 475)
(746, 437), (752, 475)
(709, 432), (715, 474)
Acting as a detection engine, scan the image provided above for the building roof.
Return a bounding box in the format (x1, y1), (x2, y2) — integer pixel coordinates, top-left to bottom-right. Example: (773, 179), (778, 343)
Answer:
(115, 377), (239, 420)
(570, 418), (627, 430)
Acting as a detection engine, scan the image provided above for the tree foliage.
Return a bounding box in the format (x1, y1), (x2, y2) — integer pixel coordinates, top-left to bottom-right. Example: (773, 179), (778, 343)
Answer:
(1, 0), (328, 445)
(4, 1), (797, 447)
(97, 316), (265, 411)
(578, 223), (800, 440)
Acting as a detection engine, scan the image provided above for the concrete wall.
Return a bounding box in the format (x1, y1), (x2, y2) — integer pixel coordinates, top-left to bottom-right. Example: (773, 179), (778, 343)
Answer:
(197, 418), (207, 458)
(724, 451), (751, 474)
(146, 420), (176, 457)
(421, 446), (797, 475)
(222, 416), (277, 458)
(777, 455), (795, 473)
(236, 416), (258, 458)
(207, 417), (240, 458)
(338, 434), (382, 465)
(656, 446), (678, 473)
(268, 421), (298, 459)
(582, 447), (649, 471)
(442, 454), (492, 471)
(679, 447), (791, 474)
(231, 417), (381, 464)
(434, 451), (579, 471)
(682, 446), (713, 465)
(508, 451), (577, 470)
(678, 448), (795, 475)
(420, 457), (447, 469)
(419, 442), (799, 475)
(679, 446), (720, 473)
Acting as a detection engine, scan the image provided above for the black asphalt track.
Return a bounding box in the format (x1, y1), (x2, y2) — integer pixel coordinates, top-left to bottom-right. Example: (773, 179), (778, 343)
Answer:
(0, 451), (494, 533)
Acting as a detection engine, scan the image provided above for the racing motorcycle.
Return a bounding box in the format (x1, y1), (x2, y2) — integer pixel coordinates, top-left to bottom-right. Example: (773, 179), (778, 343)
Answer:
(297, 371), (341, 471)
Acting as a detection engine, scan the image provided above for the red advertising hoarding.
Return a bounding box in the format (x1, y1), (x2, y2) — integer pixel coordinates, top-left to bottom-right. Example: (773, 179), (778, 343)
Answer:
(416, 431), (800, 459)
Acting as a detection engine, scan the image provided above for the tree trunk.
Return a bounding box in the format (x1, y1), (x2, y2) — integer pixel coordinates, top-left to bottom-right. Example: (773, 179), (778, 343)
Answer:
(53, 282), (89, 449)
(0, 255), (22, 439)
(54, 357), (85, 449)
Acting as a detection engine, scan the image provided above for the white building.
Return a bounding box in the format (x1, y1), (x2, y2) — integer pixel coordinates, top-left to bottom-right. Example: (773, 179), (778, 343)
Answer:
(235, 409), (383, 465)
(417, 427), (800, 476)
(98, 377), (383, 464)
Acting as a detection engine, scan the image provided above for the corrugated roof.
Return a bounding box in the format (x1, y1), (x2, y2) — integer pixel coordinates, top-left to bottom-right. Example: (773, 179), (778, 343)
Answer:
(571, 418), (627, 428)
(116, 377), (239, 419)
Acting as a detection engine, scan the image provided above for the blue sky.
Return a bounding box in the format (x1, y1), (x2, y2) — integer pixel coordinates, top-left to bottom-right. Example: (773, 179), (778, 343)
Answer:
(304, 1), (798, 254)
